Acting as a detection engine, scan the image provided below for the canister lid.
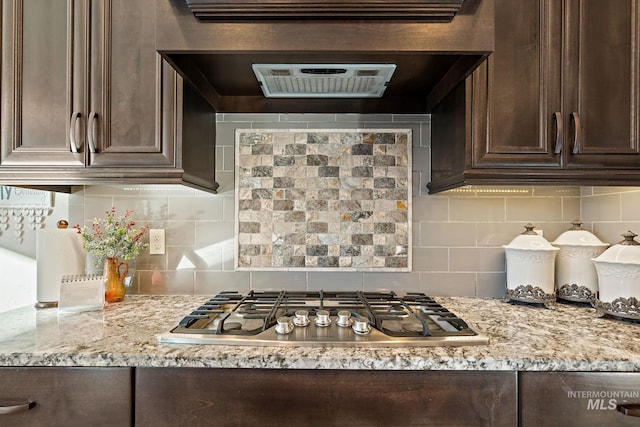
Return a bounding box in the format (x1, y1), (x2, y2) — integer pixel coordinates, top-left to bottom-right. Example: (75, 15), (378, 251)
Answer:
(503, 223), (558, 251)
(592, 231), (640, 264)
(552, 219), (608, 247)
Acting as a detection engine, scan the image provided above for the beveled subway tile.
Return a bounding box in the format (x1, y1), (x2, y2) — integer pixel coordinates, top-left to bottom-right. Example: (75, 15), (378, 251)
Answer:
(201, 219), (236, 242)
(450, 198), (505, 222)
(477, 222), (524, 246)
(195, 271), (251, 295)
(112, 196), (169, 221)
(82, 197), (117, 222)
(412, 196), (448, 222)
(251, 271), (307, 291)
(307, 272), (363, 291)
(477, 272), (506, 298)
(168, 196), (224, 221)
(162, 222), (195, 246)
(592, 222), (639, 246)
(412, 247), (448, 272)
(362, 271), (421, 293)
(83, 185), (136, 196)
(136, 252), (167, 270)
(392, 114), (430, 123)
(592, 186), (640, 195)
(582, 193), (621, 222)
(419, 272), (476, 297)
(280, 113), (334, 122)
(138, 270), (194, 295)
(621, 191), (640, 221)
(138, 185), (194, 196)
(419, 222), (476, 247)
(450, 247), (505, 272)
(505, 197), (563, 222)
(562, 197), (581, 222)
(532, 186), (580, 197)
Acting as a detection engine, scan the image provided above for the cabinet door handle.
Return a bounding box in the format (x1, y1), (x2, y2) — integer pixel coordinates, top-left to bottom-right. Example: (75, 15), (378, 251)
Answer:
(0, 400), (36, 415)
(88, 112), (98, 153)
(571, 112), (581, 154)
(617, 404), (640, 417)
(69, 112), (81, 153)
(553, 112), (563, 154)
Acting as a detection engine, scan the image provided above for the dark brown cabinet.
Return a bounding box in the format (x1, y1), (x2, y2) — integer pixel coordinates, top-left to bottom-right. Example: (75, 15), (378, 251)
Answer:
(135, 368), (517, 426)
(520, 372), (640, 426)
(0, 367), (133, 427)
(0, 0), (218, 192)
(429, 0), (640, 193)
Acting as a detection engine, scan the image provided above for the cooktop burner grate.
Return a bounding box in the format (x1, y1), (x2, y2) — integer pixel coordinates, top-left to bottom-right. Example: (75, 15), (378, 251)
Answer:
(158, 291), (489, 347)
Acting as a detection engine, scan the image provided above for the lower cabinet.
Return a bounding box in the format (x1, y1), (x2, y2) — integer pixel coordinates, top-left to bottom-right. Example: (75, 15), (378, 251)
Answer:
(135, 368), (517, 426)
(4, 367), (640, 426)
(520, 372), (640, 426)
(0, 367), (133, 427)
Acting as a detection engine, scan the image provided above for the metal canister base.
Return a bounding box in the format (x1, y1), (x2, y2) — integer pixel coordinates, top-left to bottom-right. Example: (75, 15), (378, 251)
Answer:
(594, 297), (640, 321)
(556, 284), (597, 304)
(504, 285), (556, 309)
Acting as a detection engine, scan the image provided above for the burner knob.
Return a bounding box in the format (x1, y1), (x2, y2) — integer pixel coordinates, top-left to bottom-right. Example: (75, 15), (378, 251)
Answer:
(275, 316), (294, 335)
(352, 317), (371, 335)
(336, 310), (353, 327)
(293, 310), (310, 327)
(315, 310), (331, 327)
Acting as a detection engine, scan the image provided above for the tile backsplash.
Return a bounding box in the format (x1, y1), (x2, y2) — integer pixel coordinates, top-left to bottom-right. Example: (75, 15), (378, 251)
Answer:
(3, 113), (640, 298)
(235, 128), (411, 271)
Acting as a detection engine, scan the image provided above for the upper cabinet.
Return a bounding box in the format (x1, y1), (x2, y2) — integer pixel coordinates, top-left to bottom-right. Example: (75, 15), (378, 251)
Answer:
(1, 0), (84, 167)
(429, 0), (640, 193)
(0, 0), (218, 192)
(88, 0), (176, 168)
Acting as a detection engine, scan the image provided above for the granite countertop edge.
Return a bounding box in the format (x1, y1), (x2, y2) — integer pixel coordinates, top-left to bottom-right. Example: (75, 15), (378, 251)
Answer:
(0, 295), (638, 371)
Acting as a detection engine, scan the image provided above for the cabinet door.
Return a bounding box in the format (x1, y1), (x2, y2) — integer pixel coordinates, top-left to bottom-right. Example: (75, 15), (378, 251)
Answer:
(0, 367), (132, 427)
(471, 0), (563, 168)
(136, 368), (517, 426)
(1, 0), (85, 167)
(563, 0), (640, 168)
(88, 0), (177, 168)
(520, 372), (640, 427)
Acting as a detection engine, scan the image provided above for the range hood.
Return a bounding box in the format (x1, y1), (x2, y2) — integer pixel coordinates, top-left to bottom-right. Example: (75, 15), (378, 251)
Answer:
(155, 0), (494, 113)
(252, 64), (397, 98)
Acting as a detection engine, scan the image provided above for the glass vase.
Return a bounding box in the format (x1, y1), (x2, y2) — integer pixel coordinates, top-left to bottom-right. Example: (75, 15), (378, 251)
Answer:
(103, 257), (129, 303)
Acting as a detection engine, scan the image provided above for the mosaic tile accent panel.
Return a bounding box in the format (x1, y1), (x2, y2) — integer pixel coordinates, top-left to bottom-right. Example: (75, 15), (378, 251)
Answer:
(235, 129), (412, 271)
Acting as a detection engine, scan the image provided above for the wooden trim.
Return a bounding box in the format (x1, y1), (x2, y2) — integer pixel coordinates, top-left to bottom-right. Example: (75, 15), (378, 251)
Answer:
(14, 0), (23, 153)
(184, 0), (465, 22)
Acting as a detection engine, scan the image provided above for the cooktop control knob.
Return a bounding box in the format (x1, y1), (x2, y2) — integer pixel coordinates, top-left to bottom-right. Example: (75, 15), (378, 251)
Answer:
(336, 310), (353, 327)
(293, 310), (310, 327)
(275, 316), (294, 335)
(352, 317), (371, 335)
(315, 310), (331, 327)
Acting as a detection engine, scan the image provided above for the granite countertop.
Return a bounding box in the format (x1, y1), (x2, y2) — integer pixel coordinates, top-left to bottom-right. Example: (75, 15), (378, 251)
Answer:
(0, 295), (638, 371)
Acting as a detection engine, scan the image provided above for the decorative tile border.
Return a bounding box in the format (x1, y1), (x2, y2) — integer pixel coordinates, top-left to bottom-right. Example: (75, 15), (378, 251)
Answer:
(235, 129), (412, 271)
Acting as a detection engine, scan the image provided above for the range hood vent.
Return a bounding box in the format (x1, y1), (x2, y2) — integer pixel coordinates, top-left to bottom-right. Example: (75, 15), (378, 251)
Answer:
(252, 64), (397, 98)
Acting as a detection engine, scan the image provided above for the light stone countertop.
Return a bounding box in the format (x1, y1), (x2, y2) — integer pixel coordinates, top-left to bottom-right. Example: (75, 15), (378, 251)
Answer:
(0, 295), (638, 371)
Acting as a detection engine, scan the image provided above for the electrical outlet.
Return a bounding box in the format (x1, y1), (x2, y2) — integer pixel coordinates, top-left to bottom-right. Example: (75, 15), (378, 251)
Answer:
(149, 229), (165, 255)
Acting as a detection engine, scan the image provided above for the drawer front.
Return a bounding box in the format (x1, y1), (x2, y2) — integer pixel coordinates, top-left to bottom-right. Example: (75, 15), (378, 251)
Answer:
(520, 372), (640, 427)
(136, 368), (517, 426)
(0, 367), (132, 427)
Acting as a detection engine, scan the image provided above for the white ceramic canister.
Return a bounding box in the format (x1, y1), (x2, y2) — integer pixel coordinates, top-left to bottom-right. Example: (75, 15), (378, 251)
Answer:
(552, 220), (608, 303)
(503, 223), (559, 308)
(592, 231), (640, 320)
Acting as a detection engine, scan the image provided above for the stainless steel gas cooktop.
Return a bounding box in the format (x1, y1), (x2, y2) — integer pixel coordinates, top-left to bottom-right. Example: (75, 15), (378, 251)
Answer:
(157, 291), (489, 347)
